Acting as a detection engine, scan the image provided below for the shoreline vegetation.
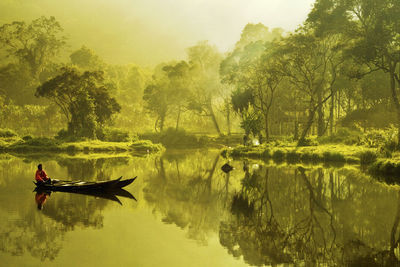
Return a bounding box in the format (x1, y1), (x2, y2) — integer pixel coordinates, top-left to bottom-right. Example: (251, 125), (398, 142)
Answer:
(0, 136), (163, 154)
(221, 143), (400, 181)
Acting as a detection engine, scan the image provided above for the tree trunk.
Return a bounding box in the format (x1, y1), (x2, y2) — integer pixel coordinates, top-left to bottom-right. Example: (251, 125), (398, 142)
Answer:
(294, 111), (299, 141)
(330, 91), (334, 135)
(264, 113), (270, 141)
(208, 104), (222, 136)
(175, 106), (181, 131)
(389, 67), (400, 144)
(160, 113), (166, 132)
(297, 108), (316, 146)
(226, 102), (231, 136)
(317, 90), (324, 137)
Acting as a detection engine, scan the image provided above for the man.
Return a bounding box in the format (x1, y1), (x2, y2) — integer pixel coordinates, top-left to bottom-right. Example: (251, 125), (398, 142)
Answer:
(35, 164), (51, 184)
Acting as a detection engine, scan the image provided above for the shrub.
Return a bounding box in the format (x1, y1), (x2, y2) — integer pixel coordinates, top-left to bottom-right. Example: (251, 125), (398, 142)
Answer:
(286, 151), (301, 163)
(272, 150), (285, 162)
(97, 128), (130, 142)
(297, 138), (318, 147)
(130, 140), (162, 152)
(140, 128), (207, 148)
(323, 152), (346, 162)
(359, 151), (377, 165)
(318, 128), (361, 145)
(0, 128), (17, 138)
(22, 135), (32, 141)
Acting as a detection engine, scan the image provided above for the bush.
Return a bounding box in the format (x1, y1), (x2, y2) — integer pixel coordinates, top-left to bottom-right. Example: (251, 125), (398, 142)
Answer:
(272, 150), (285, 162)
(360, 127), (398, 151)
(97, 128), (130, 142)
(323, 152), (346, 162)
(130, 140), (162, 152)
(9, 137), (60, 151)
(301, 152), (321, 162)
(286, 151), (301, 163)
(318, 128), (361, 145)
(359, 151), (377, 165)
(22, 135), (32, 141)
(0, 128), (17, 138)
(140, 128), (207, 148)
(297, 138), (318, 147)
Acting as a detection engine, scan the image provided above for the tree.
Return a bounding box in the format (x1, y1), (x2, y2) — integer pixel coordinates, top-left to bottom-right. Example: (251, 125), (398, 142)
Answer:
(36, 67), (120, 138)
(274, 30), (344, 145)
(162, 61), (191, 130)
(0, 16), (66, 79)
(307, 0), (400, 142)
(70, 46), (104, 70)
(221, 24), (284, 140)
(186, 41), (224, 136)
(143, 81), (169, 132)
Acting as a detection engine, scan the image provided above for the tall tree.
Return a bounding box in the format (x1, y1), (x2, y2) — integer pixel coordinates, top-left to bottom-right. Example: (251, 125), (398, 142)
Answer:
(307, 0), (400, 142)
(0, 16), (66, 80)
(187, 41), (224, 136)
(36, 67), (120, 138)
(275, 30), (344, 145)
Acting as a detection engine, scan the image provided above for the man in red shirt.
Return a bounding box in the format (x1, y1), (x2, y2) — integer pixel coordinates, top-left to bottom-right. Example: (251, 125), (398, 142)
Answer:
(35, 164), (51, 184)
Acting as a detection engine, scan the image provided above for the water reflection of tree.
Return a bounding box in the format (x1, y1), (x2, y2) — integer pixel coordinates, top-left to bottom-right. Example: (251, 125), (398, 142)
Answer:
(56, 156), (129, 180)
(219, 164), (400, 266)
(144, 150), (232, 244)
(0, 156), (131, 262)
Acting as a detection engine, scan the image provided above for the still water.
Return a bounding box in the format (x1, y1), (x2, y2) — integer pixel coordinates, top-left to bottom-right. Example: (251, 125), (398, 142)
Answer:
(0, 150), (400, 266)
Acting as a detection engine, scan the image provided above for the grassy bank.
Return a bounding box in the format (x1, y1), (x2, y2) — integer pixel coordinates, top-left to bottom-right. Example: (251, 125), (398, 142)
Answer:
(139, 128), (243, 148)
(221, 144), (379, 166)
(0, 137), (164, 154)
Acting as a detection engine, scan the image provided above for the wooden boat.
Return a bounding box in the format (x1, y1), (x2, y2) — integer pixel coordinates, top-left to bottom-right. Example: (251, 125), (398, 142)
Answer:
(34, 176), (136, 192)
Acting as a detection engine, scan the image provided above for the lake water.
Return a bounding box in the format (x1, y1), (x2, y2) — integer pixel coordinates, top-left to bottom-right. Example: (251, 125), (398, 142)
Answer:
(1, 150), (399, 266)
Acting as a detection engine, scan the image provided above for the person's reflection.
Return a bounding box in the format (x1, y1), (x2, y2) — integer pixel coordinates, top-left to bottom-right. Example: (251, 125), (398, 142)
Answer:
(35, 191), (50, 210)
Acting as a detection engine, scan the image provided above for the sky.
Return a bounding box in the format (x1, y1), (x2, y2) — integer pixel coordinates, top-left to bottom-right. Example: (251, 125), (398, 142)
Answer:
(0, 0), (315, 66)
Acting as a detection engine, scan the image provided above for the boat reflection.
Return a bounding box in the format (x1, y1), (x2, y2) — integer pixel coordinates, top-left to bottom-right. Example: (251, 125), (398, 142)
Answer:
(34, 187), (136, 208)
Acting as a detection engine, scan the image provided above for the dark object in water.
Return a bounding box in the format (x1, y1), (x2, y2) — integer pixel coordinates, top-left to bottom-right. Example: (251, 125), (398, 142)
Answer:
(221, 163), (234, 173)
(34, 176), (136, 192)
(35, 187), (136, 205)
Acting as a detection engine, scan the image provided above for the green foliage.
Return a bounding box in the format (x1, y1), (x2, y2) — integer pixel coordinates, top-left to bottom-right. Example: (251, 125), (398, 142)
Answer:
(96, 128), (130, 142)
(318, 128), (361, 145)
(286, 151), (301, 164)
(70, 46), (104, 70)
(140, 128), (207, 148)
(130, 140), (162, 152)
(359, 151), (378, 165)
(36, 67), (120, 139)
(0, 128), (17, 138)
(297, 137), (318, 147)
(272, 150), (285, 162)
(360, 127), (398, 151)
(322, 152), (346, 162)
(0, 16), (66, 78)
(9, 137), (60, 151)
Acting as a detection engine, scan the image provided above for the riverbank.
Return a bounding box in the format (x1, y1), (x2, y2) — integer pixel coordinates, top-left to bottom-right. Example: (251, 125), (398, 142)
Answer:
(221, 143), (400, 181)
(0, 137), (164, 154)
(221, 144), (376, 164)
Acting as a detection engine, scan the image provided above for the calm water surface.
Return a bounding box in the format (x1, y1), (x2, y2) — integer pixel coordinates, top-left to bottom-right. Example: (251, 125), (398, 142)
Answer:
(1, 150), (400, 266)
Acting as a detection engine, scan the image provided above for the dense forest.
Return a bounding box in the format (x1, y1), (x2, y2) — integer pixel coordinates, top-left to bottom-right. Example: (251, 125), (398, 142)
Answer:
(0, 0), (399, 149)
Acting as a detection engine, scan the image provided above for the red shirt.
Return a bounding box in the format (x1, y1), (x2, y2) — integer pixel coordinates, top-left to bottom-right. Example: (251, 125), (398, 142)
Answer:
(35, 170), (49, 182)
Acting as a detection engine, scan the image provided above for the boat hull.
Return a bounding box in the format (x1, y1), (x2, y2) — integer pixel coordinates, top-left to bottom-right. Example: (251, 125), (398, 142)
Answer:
(35, 176), (136, 192)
